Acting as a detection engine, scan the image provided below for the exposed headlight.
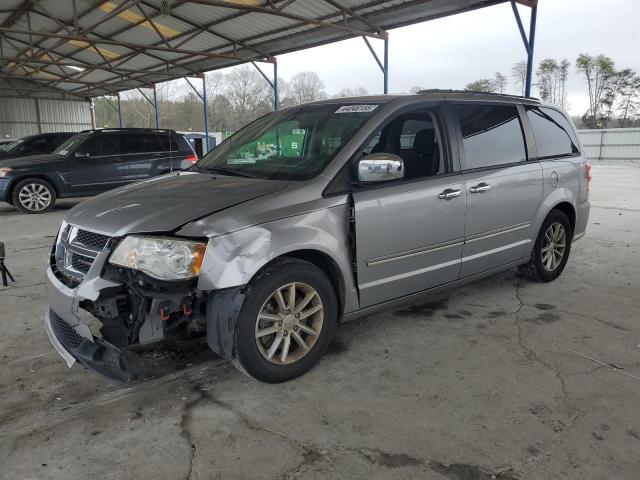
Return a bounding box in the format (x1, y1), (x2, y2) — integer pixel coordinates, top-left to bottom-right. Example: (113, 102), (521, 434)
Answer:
(0, 167), (13, 177)
(109, 236), (207, 280)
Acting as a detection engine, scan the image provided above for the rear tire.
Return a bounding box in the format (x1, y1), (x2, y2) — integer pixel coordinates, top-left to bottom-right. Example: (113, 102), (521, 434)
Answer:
(519, 209), (573, 282)
(232, 258), (338, 383)
(12, 178), (56, 214)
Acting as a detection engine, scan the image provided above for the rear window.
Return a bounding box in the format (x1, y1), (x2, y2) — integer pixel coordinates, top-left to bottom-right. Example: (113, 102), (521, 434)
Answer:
(173, 134), (194, 154)
(454, 104), (527, 169)
(526, 107), (580, 158)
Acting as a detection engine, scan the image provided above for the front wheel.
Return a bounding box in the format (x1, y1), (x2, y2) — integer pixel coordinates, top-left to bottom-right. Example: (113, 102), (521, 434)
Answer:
(12, 178), (56, 214)
(232, 258), (338, 383)
(519, 210), (573, 282)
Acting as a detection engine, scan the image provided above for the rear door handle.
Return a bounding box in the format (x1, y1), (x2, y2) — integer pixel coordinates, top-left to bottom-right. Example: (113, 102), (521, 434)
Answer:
(469, 182), (491, 194)
(438, 188), (462, 200)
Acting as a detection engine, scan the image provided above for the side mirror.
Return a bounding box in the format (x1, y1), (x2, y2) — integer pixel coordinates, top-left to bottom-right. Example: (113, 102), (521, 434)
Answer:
(357, 153), (404, 183)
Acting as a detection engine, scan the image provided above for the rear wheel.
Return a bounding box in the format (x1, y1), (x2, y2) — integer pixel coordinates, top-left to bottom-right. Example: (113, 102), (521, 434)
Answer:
(232, 258), (338, 383)
(519, 210), (573, 282)
(12, 178), (56, 214)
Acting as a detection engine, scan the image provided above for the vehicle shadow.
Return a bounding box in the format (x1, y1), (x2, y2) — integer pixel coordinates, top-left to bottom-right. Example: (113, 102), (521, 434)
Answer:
(0, 199), (86, 216)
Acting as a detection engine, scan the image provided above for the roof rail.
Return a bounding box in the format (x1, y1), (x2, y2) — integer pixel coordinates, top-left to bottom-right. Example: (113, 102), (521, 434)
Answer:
(416, 89), (540, 101)
(80, 128), (175, 133)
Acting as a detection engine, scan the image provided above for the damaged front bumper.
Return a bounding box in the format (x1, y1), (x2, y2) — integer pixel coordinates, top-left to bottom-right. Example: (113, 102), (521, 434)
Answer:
(45, 264), (134, 382)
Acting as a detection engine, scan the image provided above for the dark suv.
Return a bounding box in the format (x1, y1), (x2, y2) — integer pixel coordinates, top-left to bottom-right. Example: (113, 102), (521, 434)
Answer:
(0, 132), (76, 160)
(0, 128), (196, 213)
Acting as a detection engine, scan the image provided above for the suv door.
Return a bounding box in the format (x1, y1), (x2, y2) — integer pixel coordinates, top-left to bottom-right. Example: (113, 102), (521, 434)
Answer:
(352, 107), (467, 307)
(66, 133), (128, 195)
(451, 103), (542, 278)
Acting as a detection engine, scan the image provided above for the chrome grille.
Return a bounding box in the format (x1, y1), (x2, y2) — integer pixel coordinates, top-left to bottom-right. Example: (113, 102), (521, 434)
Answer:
(52, 224), (111, 283)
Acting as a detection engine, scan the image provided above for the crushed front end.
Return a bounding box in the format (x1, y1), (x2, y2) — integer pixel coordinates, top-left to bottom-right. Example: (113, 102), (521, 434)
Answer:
(45, 222), (209, 382)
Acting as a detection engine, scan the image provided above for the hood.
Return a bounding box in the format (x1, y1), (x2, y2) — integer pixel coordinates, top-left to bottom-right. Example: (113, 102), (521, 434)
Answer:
(65, 172), (290, 237)
(0, 153), (59, 166)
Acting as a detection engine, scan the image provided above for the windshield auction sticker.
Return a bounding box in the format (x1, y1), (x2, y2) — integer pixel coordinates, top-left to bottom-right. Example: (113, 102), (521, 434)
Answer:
(335, 104), (379, 114)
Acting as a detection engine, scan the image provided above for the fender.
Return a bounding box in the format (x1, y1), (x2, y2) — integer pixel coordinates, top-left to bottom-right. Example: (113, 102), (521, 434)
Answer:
(195, 204), (359, 315)
(527, 186), (577, 254)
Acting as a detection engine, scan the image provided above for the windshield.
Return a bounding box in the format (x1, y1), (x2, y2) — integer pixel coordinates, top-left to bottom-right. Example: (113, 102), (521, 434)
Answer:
(193, 103), (381, 180)
(2, 138), (25, 153)
(53, 133), (90, 155)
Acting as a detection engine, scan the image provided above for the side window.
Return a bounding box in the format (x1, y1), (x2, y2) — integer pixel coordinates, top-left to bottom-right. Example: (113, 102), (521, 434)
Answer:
(526, 107), (579, 158)
(361, 110), (445, 180)
(80, 135), (123, 156)
(147, 134), (164, 152)
(126, 134), (150, 154)
(454, 104), (527, 169)
(26, 137), (49, 154)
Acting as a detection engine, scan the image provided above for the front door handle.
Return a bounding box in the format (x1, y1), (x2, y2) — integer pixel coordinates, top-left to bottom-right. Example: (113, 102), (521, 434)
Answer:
(469, 182), (491, 194)
(438, 188), (462, 200)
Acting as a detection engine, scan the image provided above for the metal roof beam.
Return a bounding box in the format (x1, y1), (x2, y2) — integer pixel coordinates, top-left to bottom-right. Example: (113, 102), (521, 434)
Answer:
(174, 0), (385, 40)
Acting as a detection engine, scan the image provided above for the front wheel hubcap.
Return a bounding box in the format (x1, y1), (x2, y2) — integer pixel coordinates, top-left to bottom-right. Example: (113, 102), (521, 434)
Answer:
(255, 282), (323, 365)
(18, 183), (51, 211)
(541, 222), (566, 271)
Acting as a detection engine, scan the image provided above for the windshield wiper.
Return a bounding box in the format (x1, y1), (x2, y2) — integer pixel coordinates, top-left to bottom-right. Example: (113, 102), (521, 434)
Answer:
(200, 167), (257, 179)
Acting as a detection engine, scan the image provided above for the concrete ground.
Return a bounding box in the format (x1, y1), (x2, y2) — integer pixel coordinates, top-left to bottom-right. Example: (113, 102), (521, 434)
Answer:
(0, 164), (639, 480)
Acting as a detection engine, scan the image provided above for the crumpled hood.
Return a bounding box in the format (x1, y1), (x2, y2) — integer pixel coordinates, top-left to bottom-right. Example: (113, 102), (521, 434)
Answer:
(65, 172), (290, 237)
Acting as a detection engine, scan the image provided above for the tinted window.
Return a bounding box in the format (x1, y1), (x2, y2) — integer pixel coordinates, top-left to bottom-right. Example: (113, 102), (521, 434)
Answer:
(173, 134), (194, 154)
(81, 135), (124, 156)
(455, 104), (527, 169)
(126, 134), (150, 154)
(27, 137), (50, 154)
(527, 107), (579, 158)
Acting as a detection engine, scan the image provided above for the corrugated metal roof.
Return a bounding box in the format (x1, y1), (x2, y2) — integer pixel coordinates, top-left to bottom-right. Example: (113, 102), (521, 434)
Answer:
(0, 0), (536, 98)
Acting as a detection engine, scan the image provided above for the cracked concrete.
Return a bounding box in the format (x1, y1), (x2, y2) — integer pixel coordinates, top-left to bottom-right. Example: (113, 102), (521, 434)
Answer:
(1, 165), (640, 479)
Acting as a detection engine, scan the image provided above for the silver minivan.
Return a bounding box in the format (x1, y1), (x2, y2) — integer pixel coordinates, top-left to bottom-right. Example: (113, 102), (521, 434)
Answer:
(45, 91), (590, 383)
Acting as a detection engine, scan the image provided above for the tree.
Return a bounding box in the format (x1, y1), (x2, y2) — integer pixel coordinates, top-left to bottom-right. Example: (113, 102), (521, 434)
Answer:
(284, 71), (326, 105)
(576, 53), (617, 128)
(494, 72), (507, 94)
(465, 78), (496, 93)
(511, 60), (527, 95)
(223, 65), (273, 130)
(334, 86), (369, 97)
(616, 72), (640, 127)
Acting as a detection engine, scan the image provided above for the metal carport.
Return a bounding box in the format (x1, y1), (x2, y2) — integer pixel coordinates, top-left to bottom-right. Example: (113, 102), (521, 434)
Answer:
(0, 0), (538, 143)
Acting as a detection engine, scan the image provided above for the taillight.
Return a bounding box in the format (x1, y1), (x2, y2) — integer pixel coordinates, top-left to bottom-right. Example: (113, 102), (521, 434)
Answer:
(185, 154), (198, 164)
(586, 161), (592, 192)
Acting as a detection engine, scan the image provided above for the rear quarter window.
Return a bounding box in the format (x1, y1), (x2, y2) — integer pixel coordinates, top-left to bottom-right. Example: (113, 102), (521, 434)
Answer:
(526, 107), (580, 158)
(454, 103), (527, 169)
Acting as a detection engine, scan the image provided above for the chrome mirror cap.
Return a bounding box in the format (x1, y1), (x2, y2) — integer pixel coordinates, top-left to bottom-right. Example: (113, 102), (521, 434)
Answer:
(358, 153), (404, 183)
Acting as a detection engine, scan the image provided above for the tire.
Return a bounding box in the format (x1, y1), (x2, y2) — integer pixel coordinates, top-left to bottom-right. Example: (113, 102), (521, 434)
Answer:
(12, 178), (56, 214)
(519, 209), (573, 282)
(232, 258), (338, 383)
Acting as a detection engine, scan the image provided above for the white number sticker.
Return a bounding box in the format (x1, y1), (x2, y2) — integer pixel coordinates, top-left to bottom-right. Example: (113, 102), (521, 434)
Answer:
(335, 104), (378, 114)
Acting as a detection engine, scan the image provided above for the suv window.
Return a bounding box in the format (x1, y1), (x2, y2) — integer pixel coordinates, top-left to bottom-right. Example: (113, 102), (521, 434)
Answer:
(80, 134), (125, 156)
(454, 104), (527, 169)
(28, 137), (50, 154)
(363, 110), (445, 180)
(126, 134), (150, 154)
(526, 107), (579, 158)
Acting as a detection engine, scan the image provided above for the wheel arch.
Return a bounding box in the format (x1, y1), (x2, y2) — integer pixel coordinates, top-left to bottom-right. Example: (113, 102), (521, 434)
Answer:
(551, 201), (576, 232)
(8, 174), (59, 200)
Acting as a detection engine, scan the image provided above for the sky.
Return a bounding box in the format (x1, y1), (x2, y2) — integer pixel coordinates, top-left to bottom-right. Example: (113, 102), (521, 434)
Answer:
(255, 0), (640, 116)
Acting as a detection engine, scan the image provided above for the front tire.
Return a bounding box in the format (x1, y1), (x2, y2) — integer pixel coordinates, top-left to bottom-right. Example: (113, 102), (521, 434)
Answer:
(232, 258), (338, 383)
(12, 178), (56, 214)
(520, 210), (573, 282)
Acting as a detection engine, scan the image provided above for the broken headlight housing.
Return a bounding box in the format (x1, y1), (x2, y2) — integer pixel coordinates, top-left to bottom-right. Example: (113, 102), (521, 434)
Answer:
(109, 236), (207, 281)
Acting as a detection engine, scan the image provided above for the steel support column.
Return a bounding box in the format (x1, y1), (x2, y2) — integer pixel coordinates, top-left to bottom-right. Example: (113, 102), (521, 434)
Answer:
(185, 75), (210, 152)
(362, 33), (389, 94)
(117, 92), (123, 128)
(202, 75), (210, 151)
(252, 61), (279, 111)
(153, 85), (160, 128)
(525, 5), (538, 98)
(511, 0), (537, 98)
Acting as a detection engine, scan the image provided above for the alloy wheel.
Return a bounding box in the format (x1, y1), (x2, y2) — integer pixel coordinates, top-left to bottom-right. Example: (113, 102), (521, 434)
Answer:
(541, 221), (566, 272)
(255, 282), (324, 365)
(18, 183), (52, 212)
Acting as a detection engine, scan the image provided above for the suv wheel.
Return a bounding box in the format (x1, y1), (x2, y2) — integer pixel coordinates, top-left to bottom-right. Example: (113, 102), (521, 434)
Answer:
(520, 210), (573, 282)
(232, 258), (338, 383)
(12, 178), (56, 214)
